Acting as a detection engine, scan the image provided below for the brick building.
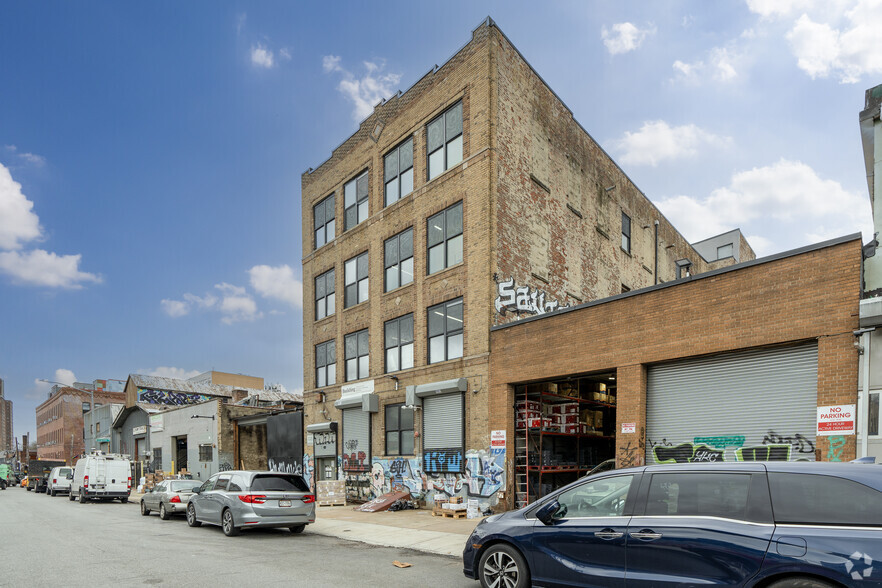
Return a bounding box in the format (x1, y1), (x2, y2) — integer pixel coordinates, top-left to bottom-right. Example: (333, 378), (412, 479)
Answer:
(301, 19), (754, 507)
(491, 236), (862, 509)
(36, 385), (126, 463)
(0, 378), (12, 453)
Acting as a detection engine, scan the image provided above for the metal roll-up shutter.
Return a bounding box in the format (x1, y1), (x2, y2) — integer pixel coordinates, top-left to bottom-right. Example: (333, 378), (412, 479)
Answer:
(423, 393), (464, 473)
(646, 343), (818, 465)
(342, 408), (370, 472)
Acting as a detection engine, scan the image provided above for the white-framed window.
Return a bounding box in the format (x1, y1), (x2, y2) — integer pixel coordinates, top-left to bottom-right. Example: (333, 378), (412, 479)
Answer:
(344, 170), (369, 231)
(385, 228), (414, 292)
(315, 340), (336, 388)
(427, 202), (463, 275)
(314, 194), (335, 249)
(385, 314), (414, 373)
(315, 268), (335, 320)
(345, 329), (369, 382)
(427, 101), (463, 180)
(428, 297), (463, 364)
(344, 252), (369, 308)
(384, 138), (414, 206)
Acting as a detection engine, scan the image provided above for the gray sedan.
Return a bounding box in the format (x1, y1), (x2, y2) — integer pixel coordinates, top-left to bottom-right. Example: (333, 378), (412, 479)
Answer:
(141, 480), (202, 520)
(186, 471), (315, 537)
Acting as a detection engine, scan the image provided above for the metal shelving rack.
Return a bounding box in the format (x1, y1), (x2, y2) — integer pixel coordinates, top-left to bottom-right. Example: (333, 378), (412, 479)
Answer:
(514, 377), (616, 508)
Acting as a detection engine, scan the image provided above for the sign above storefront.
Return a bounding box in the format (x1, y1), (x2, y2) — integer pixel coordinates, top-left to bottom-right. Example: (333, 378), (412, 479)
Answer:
(341, 380), (375, 398)
(817, 404), (855, 436)
(133, 425), (147, 435)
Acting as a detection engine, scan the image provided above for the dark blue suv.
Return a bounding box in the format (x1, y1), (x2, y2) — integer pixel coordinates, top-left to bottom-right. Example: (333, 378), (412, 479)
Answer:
(463, 462), (882, 587)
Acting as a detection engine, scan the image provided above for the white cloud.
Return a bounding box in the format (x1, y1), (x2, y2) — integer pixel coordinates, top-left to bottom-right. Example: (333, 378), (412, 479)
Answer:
(2, 145), (45, 166)
(249, 264), (302, 308)
(0, 249), (101, 289)
(236, 13), (246, 35)
(746, 0), (816, 19)
(655, 159), (872, 253)
(322, 55), (401, 122)
(0, 163), (42, 250)
(612, 120), (731, 167)
(250, 44), (275, 69)
(29, 369), (77, 400)
(164, 282), (261, 324)
(279, 48), (292, 61)
(601, 22), (656, 55)
(161, 299), (189, 317)
(672, 45), (744, 83)
(141, 366), (202, 380)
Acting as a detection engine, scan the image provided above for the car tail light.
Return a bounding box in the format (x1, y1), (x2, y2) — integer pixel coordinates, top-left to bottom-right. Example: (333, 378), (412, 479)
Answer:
(170, 495), (181, 503)
(53, 479), (57, 484)
(127, 476), (132, 489)
(237, 494), (267, 504)
(301, 494), (316, 504)
(84, 475), (89, 489)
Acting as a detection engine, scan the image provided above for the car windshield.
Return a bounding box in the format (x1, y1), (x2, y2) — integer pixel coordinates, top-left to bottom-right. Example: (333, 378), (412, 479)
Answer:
(170, 481), (202, 492)
(250, 474), (309, 492)
(59, 468), (72, 476)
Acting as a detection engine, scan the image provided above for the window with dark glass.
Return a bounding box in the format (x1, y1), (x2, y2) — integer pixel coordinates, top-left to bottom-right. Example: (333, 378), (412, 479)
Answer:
(315, 268), (335, 320)
(385, 403), (414, 455)
(427, 101), (463, 180)
(427, 202), (463, 274)
(645, 473), (752, 519)
(314, 194), (335, 249)
(385, 228), (414, 292)
(345, 329), (369, 381)
(199, 444), (213, 462)
(344, 171), (369, 231)
(428, 298), (463, 364)
(769, 472), (882, 526)
(344, 252), (369, 308)
(315, 340), (336, 387)
(385, 314), (414, 373)
(621, 212), (631, 254)
(871, 392), (879, 436)
(384, 138), (414, 206)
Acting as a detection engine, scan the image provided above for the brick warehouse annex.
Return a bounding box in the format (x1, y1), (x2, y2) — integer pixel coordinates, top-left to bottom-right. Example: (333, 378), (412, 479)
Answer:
(300, 19), (859, 511)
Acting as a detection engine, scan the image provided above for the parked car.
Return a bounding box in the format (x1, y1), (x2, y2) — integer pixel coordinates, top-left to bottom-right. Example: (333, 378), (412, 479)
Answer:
(463, 461), (882, 588)
(141, 480), (202, 519)
(186, 471), (315, 537)
(70, 452), (131, 503)
(45, 466), (73, 496)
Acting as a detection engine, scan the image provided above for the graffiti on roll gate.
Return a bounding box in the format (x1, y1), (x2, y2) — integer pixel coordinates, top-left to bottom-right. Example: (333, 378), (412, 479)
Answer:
(362, 447), (506, 506)
(646, 429), (818, 464)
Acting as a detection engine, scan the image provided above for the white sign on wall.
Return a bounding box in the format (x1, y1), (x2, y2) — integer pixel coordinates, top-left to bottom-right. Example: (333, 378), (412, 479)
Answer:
(133, 425), (147, 435)
(149, 414), (163, 432)
(817, 404), (856, 436)
(491, 430), (506, 449)
(340, 380), (375, 398)
(621, 423), (636, 434)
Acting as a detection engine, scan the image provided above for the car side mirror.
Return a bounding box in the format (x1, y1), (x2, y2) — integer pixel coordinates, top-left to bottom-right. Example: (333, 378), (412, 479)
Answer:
(536, 500), (560, 526)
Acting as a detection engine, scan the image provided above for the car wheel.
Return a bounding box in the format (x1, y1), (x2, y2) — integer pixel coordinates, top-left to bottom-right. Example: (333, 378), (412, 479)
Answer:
(478, 544), (529, 588)
(78, 490), (86, 504)
(289, 524), (306, 534)
(120, 497), (128, 504)
(221, 509), (240, 537)
(768, 579), (836, 588)
(186, 504), (201, 527)
(159, 503), (170, 520)
(68, 492), (75, 502)
(141, 500), (150, 516)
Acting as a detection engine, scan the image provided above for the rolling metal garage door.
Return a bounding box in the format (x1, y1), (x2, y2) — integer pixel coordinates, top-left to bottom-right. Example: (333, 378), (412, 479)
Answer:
(423, 393), (463, 473)
(342, 408), (370, 472)
(646, 343), (818, 465)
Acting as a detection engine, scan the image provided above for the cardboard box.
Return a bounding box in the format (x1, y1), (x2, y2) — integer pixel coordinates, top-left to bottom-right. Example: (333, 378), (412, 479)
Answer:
(516, 400), (540, 412)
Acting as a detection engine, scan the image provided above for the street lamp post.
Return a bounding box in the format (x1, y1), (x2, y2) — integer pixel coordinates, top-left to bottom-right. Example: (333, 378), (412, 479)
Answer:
(39, 379), (95, 461)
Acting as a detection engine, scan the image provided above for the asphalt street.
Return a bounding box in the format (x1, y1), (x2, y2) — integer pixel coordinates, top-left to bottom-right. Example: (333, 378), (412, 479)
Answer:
(0, 487), (473, 587)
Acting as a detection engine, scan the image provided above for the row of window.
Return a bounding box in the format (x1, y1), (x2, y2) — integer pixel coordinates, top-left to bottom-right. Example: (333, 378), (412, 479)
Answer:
(315, 297), (464, 386)
(314, 201), (463, 320)
(313, 101), (464, 250)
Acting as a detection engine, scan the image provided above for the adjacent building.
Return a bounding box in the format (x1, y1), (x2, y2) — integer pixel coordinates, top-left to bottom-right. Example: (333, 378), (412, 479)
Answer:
(35, 383), (126, 463)
(301, 19), (754, 506)
(0, 378), (13, 453)
(83, 403), (124, 454)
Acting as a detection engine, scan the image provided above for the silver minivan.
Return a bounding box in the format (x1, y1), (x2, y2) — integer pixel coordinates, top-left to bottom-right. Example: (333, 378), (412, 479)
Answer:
(186, 471), (315, 537)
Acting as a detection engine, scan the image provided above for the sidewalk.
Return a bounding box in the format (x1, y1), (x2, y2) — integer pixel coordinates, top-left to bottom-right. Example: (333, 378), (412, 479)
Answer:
(128, 492), (480, 557)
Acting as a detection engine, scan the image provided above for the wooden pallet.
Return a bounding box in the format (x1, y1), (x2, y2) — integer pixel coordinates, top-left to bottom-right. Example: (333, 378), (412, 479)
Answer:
(317, 499), (346, 507)
(432, 509), (468, 519)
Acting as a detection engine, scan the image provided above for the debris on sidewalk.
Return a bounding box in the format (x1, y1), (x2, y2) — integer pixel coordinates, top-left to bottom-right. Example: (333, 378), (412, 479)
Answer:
(353, 489), (410, 512)
(392, 561), (412, 568)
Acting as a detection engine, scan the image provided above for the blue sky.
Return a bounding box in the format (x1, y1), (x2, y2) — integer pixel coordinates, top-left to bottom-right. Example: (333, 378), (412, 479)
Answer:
(2, 1), (879, 440)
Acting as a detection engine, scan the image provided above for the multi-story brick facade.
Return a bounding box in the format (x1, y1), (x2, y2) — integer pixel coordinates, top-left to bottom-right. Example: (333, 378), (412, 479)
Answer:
(36, 387), (125, 463)
(0, 378), (12, 453)
(301, 19), (754, 507)
(491, 236), (862, 508)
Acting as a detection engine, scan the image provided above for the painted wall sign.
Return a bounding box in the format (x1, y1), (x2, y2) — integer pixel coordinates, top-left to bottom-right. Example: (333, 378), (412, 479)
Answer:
(621, 423), (636, 434)
(340, 380), (375, 397)
(817, 404), (855, 436)
(149, 414), (163, 432)
(490, 430), (506, 449)
(494, 276), (569, 316)
(133, 425), (147, 435)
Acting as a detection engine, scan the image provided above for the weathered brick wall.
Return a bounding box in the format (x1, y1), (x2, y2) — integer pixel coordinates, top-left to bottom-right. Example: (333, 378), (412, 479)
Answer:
(490, 238), (862, 506)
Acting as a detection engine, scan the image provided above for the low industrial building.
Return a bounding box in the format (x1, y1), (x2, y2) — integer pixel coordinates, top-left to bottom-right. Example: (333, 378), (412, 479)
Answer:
(490, 235), (862, 509)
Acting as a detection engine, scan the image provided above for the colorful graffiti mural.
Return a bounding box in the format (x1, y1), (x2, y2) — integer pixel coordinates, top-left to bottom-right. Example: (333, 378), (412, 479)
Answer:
(648, 429), (816, 464)
(137, 388), (213, 406)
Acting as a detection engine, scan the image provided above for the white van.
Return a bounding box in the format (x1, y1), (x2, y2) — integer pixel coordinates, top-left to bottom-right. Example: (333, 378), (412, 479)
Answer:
(70, 452), (132, 503)
(46, 466), (73, 496)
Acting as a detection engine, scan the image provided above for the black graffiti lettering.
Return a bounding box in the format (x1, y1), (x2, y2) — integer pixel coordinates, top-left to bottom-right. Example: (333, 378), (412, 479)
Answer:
(654, 443), (696, 464)
(618, 440), (642, 468)
(762, 430), (815, 454)
(738, 444), (791, 462)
